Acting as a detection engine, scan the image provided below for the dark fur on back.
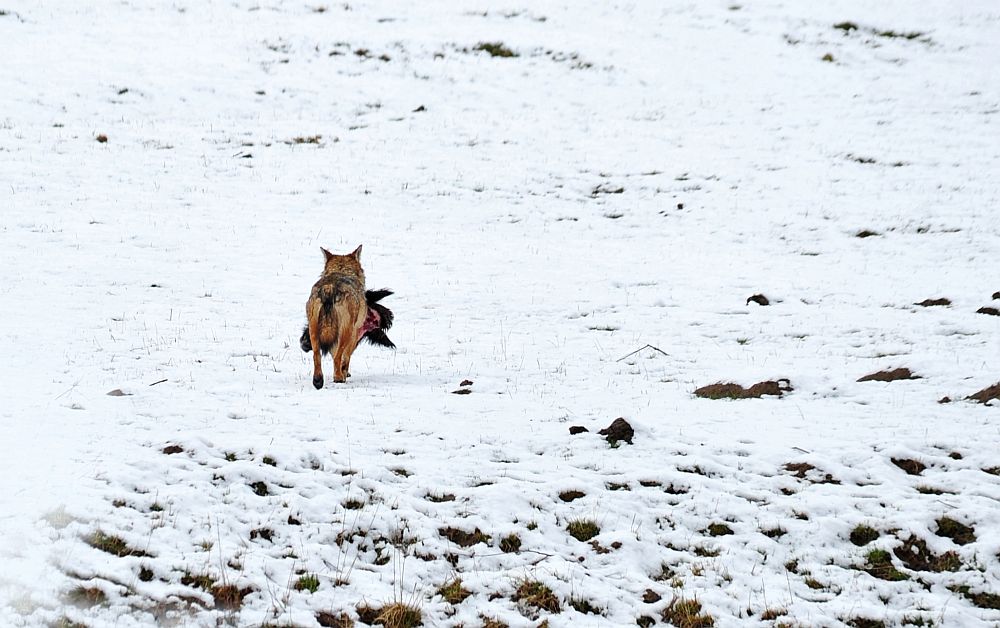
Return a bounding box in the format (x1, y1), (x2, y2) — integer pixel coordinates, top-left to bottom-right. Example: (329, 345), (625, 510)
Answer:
(300, 288), (395, 353)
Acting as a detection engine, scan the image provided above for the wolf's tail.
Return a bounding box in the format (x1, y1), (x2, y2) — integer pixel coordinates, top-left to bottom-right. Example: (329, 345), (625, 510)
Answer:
(299, 325), (312, 352)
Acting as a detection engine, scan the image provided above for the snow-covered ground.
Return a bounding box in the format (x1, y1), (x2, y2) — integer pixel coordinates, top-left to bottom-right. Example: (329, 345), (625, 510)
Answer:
(2, 0), (1000, 626)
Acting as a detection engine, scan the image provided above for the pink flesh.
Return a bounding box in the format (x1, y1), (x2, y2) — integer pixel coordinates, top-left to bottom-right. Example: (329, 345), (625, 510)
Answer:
(357, 307), (381, 340)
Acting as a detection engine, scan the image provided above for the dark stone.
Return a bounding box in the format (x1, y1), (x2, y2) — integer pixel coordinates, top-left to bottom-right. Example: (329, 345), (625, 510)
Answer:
(569, 425), (589, 435)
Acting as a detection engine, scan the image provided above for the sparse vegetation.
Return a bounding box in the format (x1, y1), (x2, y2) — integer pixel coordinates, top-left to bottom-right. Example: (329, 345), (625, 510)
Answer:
(474, 42), (517, 58)
(566, 518), (600, 542)
(661, 596), (715, 627)
(849, 525), (879, 546)
(87, 531), (149, 557)
(935, 517), (975, 545)
(437, 578), (472, 604)
(863, 549), (909, 581)
(499, 533), (522, 553)
(513, 579), (560, 615)
(295, 573), (321, 593)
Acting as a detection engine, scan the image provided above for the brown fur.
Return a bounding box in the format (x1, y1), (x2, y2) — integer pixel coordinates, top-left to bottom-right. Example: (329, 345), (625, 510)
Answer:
(306, 245), (366, 388)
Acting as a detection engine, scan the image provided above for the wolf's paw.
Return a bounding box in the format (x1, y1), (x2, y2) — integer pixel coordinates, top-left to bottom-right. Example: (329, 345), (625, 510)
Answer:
(333, 376), (347, 384)
(312, 374), (324, 389)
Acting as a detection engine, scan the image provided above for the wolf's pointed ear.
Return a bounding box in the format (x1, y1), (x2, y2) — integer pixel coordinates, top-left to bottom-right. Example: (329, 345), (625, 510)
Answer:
(351, 245), (362, 261)
(321, 247), (334, 262)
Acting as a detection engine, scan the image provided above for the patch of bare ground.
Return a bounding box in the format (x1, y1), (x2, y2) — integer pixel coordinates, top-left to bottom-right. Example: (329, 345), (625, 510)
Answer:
(893, 535), (961, 572)
(935, 517), (975, 545)
(977, 306), (1000, 316)
(316, 611), (355, 627)
(439, 527), (490, 547)
(967, 382), (1000, 404)
(694, 379), (791, 399)
(857, 368), (919, 382)
(915, 298), (950, 307)
(890, 458), (926, 475)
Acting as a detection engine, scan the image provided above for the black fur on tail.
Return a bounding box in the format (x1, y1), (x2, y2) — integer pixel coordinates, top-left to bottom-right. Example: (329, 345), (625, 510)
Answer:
(363, 291), (395, 349)
(300, 288), (396, 352)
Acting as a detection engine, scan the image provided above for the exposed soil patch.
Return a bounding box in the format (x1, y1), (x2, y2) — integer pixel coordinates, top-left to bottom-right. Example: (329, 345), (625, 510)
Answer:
(890, 458), (926, 475)
(993, 291), (1000, 300)
(849, 525), (879, 546)
(862, 549), (909, 581)
(558, 490), (585, 502)
(439, 527), (490, 547)
(915, 298), (951, 307)
(474, 42), (517, 58)
(935, 517), (975, 545)
(951, 586), (1000, 610)
(695, 379), (791, 399)
(893, 535), (961, 572)
(568, 425), (588, 434)
(855, 229), (880, 238)
(746, 294), (769, 306)
(967, 382), (1000, 404)
(977, 307), (1000, 316)
(162, 444), (184, 454)
(857, 368), (919, 382)
(316, 611), (354, 628)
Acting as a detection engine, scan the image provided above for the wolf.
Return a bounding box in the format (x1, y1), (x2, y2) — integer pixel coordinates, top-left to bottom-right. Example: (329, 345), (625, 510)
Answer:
(303, 245), (367, 388)
(301, 247), (395, 388)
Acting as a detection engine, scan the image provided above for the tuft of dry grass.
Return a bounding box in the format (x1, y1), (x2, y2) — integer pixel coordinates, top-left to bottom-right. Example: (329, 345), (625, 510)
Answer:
(661, 596), (715, 627)
(88, 531), (149, 557)
(566, 518), (600, 542)
(437, 578), (472, 604)
(375, 602), (423, 628)
(513, 579), (560, 614)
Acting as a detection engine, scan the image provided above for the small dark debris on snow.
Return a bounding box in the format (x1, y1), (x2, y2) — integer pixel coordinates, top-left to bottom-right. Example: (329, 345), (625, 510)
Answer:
(857, 367), (919, 382)
(591, 183), (624, 197)
(966, 382), (1000, 405)
(106, 388), (130, 396)
(855, 229), (880, 238)
(559, 490), (585, 502)
(474, 41), (517, 57)
(460, 379), (473, 387)
(915, 297), (951, 307)
(891, 457), (926, 475)
(598, 417), (634, 444)
(451, 388), (472, 395)
(412, 105), (426, 112)
(695, 379), (791, 399)
(643, 589), (662, 604)
(938, 396), (952, 404)
(96, 134), (108, 143)
(833, 21), (859, 32)
(746, 293), (769, 306)
(569, 425), (589, 435)
(821, 52), (835, 62)
(783, 462), (815, 479)
(992, 291), (1000, 300)
(162, 444), (183, 455)
(976, 306), (1000, 316)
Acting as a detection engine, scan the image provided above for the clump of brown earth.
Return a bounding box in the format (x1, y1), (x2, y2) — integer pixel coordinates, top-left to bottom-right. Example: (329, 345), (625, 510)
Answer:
(695, 379), (791, 399)
(857, 368), (919, 382)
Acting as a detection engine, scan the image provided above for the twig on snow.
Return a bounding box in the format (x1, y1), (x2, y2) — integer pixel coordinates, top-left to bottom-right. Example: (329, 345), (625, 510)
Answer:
(615, 344), (669, 362)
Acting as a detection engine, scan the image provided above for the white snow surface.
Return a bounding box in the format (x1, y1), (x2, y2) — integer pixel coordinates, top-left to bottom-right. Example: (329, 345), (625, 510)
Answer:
(2, 0), (1000, 626)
